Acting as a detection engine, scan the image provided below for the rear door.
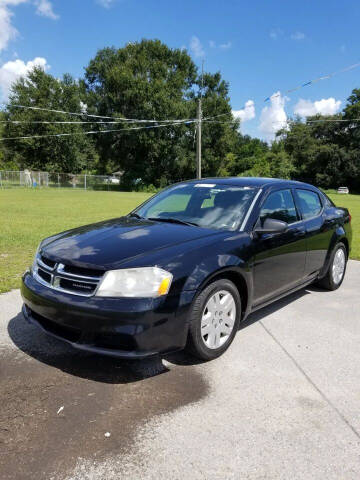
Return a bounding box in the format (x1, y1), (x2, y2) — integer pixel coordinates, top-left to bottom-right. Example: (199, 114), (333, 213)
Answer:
(294, 188), (329, 278)
(252, 188), (307, 306)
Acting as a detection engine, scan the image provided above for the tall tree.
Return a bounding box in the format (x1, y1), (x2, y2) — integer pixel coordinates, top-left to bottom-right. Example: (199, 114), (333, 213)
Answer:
(2, 68), (98, 173)
(85, 40), (197, 186)
(278, 89), (360, 191)
(191, 72), (240, 178)
(85, 40), (239, 186)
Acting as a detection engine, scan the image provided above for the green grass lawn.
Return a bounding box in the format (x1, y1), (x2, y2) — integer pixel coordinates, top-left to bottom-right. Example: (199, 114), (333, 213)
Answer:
(328, 192), (360, 260)
(0, 189), (151, 293)
(0, 188), (358, 294)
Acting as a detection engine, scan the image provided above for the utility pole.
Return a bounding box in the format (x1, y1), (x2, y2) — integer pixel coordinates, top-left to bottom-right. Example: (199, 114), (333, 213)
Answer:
(196, 98), (202, 179)
(196, 60), (204, 179)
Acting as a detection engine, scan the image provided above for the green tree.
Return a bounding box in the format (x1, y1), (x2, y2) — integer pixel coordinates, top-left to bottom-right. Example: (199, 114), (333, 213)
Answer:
(192, 72), (240, 178)
(0, 111), (4, 168)
(85, 40), (239, 186)
(85, 40), (197, 186)
(3, 68), (98, 173)
(278, 89), (360, 191)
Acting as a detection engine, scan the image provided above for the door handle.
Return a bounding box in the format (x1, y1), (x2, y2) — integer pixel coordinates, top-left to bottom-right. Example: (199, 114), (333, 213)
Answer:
(292, 228), (306, 236)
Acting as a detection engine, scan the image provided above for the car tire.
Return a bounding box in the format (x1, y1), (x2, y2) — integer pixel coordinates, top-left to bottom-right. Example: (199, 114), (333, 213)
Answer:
(318, 242), (347, 291)
(186, 279), (241, 361)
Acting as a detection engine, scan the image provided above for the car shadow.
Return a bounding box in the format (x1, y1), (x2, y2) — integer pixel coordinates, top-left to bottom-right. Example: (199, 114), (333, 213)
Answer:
(8, 284), (327, 374)
(7, 312), (170, 384)
(169, 285), (320, 366)
(241, 283), (333, 330)
(239, 287), (311, 330)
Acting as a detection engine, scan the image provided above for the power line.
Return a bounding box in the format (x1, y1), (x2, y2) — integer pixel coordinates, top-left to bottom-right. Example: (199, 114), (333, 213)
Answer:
(0, 119), (191, 125)
(202, 120), (238, 124)
(0, 103), (196, 123)
(268, 118), (360, 126)
(203, 112), (233, 120)
(0, 120), (196, 142)
(306, 118), (360, 123)
(264, 61), (360, 102)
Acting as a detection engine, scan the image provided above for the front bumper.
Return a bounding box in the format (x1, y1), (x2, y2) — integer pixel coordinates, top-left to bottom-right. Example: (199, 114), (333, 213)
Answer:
(21, 271), (195, 358)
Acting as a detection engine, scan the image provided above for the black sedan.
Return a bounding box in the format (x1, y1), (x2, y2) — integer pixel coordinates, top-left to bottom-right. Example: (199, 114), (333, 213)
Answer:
(21, 177), (352, 360)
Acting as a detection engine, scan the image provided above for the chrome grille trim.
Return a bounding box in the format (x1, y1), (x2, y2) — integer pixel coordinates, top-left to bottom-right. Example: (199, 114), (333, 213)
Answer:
(37, 256), (56, 272)
(33, 254), (103, 297)
(57, 263), (102, 281)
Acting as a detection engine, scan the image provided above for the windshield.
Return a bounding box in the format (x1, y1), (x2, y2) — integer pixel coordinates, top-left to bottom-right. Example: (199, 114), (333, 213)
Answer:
(134, 182), (258, 231)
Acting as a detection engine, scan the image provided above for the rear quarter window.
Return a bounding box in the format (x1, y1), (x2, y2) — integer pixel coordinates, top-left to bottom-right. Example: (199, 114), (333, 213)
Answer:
(321, 192), (335, 207)
(296, 189), (323, 219)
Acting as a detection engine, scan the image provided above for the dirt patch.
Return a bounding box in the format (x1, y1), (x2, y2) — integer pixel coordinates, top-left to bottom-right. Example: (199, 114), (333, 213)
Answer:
(0, 315), (209, 480)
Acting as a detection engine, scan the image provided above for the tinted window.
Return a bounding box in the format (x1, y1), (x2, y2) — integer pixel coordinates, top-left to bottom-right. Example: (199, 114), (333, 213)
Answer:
(136, 183), (258, 231)
(259, 189), (298, 224)
(322, 192), (335, 207)
(145, 193), (191, 215)
(296, 189), (322, 219)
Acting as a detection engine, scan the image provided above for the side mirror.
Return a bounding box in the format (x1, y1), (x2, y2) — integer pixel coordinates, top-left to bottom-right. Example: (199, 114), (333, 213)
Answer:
(254, 218), (288, 235)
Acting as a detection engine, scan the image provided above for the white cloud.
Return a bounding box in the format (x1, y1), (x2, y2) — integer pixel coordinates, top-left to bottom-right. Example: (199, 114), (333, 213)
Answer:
(291, 31), (305, 41)
(232, 100), (255, 125)
(189, 36), (204, 58)
(219, 41), (232, 50)
(259, 91), (288, 141)
(0, 0), (26, 52)
(209, 40), (232, 50)
(0, 0), (58, 52)
(80, 101), (88, 113)
(34, 0), (58, 19)
(96, 0), (116, 7)
(294, 98), (342, 117)
(0, 57), (49, 100)
(269, 28), (282, 40)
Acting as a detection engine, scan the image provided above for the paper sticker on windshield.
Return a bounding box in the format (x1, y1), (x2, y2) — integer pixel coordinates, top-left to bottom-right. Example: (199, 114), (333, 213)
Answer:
(194, 183), (215, 188)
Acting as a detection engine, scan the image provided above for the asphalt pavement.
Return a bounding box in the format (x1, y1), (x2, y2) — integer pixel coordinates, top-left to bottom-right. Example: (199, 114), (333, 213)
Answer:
(0, 261), (359, 480)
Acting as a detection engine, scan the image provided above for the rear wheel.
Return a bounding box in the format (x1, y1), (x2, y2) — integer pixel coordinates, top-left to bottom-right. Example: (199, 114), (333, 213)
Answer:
(186, 279), (241, 361)
(318, 242), (347, 291)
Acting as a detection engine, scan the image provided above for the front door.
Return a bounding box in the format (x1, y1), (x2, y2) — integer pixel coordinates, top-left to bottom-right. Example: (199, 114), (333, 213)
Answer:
(252, 188), (307, 306)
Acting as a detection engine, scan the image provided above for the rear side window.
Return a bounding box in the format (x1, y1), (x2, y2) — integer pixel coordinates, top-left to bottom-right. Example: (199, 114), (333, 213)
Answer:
(322, 192), (335, 207)
(296, 189), (322, 219)
(259, 189), (298, 224)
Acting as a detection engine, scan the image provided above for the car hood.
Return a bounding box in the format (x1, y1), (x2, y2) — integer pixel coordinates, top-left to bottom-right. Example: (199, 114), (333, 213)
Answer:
(41, 216), (222, 270)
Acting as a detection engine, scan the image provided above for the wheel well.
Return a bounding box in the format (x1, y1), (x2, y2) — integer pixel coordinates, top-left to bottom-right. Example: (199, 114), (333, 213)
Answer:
(203, 270), (248, 317)
(341, 237), (349, 258)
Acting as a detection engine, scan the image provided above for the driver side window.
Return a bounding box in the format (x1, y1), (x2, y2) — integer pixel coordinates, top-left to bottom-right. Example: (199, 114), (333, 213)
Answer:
(259, 189), (298, 225)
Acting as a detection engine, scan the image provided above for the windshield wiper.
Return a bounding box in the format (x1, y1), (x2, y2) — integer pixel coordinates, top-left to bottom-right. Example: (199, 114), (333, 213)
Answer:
(128, 212), (143, 219)
(148, 217), (199, 227)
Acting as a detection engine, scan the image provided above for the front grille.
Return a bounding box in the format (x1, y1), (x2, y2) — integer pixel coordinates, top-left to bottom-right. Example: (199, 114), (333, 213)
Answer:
(39, 255), (56, 269)
(61, 264), (104, 278)
(33, 253), (104, 297)
(38, 268), (52, 284)
(59, 277), (98, 294)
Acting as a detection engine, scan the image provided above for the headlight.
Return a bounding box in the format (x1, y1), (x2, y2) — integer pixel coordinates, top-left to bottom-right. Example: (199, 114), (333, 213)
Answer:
(96, 267), (173, 298)
(31, 242), (42, 274)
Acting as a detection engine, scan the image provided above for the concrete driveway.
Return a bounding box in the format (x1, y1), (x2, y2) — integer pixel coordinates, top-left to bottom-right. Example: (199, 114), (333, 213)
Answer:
(0, 261), (359, 480)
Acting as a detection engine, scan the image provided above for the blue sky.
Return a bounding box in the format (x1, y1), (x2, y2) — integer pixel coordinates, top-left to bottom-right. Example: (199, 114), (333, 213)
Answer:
(0, 0), (359, 139)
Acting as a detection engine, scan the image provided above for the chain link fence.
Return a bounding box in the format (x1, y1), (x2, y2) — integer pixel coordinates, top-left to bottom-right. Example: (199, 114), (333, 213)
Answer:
(0, 170), (124, 191)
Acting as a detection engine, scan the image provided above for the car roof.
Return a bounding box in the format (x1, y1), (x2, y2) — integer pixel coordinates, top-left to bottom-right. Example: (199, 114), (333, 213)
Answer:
(184, 177), (317, 190)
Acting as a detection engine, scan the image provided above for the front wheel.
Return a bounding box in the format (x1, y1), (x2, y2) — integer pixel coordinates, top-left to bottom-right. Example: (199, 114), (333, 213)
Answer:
(186, 279), (241, 361)
(318, 242), (347, 291)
